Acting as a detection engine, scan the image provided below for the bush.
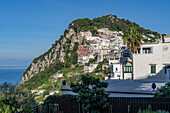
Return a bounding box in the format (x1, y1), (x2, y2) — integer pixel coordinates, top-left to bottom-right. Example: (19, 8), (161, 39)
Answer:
(154, 82), (170, 97)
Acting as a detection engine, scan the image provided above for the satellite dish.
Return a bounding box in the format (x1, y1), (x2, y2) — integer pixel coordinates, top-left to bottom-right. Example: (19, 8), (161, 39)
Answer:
(62, 80), (66, 86)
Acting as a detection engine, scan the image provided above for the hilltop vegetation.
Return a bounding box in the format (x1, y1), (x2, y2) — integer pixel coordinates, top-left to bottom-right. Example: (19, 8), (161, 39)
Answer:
(70, 14), (160, 40)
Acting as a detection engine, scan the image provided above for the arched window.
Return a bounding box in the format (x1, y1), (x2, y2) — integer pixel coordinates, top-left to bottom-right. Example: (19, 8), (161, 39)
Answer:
(124, 62), (132, 73)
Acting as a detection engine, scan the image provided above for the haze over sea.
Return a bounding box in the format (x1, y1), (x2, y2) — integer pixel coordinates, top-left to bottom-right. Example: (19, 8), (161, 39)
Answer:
(0, 66), (26, 84)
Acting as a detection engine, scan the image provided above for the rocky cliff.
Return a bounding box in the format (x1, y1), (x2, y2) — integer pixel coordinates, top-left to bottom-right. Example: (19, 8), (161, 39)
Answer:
(21, 27), (89, 83)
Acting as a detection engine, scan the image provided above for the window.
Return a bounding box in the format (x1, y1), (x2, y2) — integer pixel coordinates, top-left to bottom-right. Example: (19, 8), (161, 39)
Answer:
(124, 62), (132, 73)
(165, 65), (170, 74)
(143, 47), (152, 54)
(124, 66), (132, 73)
(137, 48), (141, 54)
(151, 65), (156, 74)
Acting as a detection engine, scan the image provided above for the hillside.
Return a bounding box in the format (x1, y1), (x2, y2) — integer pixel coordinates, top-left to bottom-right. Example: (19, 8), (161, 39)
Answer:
(21, 14), (161, 89)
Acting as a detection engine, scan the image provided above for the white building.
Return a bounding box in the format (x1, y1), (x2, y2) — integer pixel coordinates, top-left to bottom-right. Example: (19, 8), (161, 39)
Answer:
(86, 36), (99, 41)
(164, 35), (170, 43)
(109, 41), (170, 81)
(78, 56), (89, 64)
(49, 90), (59, 95)
(133, 42), (170, 81)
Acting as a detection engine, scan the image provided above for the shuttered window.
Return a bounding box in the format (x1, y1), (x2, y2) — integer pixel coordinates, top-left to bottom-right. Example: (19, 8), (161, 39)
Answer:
(151, 65), (156, 74)
(124, 62), (132, 73)
(124, 66), (132, 73)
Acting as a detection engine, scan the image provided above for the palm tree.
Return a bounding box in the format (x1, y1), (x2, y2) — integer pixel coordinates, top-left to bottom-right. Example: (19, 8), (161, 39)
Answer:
(123, 27), (142, 79)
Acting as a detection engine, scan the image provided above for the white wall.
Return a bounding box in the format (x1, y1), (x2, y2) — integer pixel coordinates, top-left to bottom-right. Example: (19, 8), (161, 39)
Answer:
(164, 38), (170, 43)
(133, 43), (170, 80)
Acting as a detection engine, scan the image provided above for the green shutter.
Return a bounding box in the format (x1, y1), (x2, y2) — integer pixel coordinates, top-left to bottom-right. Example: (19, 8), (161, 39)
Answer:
(124, 66), (132, 73)
(151, 65), (156, 73)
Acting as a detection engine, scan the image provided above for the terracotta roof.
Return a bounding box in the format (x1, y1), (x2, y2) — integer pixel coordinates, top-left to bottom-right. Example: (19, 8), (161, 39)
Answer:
(164, 35), (170, 38)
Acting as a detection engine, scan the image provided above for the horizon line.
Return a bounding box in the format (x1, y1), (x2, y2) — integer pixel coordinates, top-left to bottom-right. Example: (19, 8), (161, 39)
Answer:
(0, 65), (27, 67)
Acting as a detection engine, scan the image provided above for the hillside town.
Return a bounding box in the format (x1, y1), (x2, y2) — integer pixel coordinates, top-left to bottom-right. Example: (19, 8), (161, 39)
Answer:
(77, 28), (170, 81)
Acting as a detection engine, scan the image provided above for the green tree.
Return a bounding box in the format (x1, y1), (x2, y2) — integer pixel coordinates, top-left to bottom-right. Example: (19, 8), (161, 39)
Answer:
(123, 27), (142, 79)
(0, 96), (16, 113)
(0, 83), (16, 113)
(154, 82), (170, 97)
(0, 83), (35, 113)
(14, 84), (35, 112)
(70, 75), (110, 113)
(103, 67), (111, 77)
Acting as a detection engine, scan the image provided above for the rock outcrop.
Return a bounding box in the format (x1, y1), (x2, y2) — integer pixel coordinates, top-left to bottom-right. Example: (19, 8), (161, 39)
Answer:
(22, 27), (85, 83)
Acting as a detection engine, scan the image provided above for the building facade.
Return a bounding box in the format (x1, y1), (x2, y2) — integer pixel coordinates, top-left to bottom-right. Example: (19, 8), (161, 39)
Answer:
(133, 42), (170, 81)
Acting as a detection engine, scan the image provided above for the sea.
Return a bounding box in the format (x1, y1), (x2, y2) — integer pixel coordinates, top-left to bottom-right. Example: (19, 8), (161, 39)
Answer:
(0, 66), (27, 85)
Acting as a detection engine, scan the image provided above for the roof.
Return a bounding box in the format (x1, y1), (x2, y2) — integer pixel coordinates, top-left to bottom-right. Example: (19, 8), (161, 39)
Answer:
(103, 80), (166, 94)
(61, 80), (167, 95)
(164, 35), (170, 38)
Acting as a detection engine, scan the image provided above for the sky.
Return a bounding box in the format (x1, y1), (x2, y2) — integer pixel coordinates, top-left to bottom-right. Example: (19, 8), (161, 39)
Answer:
(0, 0), (170, 66)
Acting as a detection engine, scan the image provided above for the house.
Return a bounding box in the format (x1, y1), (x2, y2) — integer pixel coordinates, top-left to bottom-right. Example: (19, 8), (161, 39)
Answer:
(36, 89), (46, 95)
(78, 56), (89, 64)
(77, 46), (89, 56)
(86, 36), (99, 41)
(109, 39), (170, 81)
(133, 42), (170, 81)
(52, 73), (63, 79)
(164, 35), (170, 43)
(77, 46), (89, 64)
(49, 90), (59, 95)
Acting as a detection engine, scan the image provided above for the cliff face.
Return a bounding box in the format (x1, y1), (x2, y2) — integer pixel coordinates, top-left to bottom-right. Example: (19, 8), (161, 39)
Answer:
(21, 27), (87, 83)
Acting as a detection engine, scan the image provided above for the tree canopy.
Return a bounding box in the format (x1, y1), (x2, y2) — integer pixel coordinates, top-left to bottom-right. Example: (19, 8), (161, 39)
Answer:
(70, 75), (110, 113)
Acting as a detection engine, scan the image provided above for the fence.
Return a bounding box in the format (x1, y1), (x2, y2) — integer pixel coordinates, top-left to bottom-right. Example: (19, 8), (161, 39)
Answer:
(108, 97), (170, 113)
(19, 97), (170, 113)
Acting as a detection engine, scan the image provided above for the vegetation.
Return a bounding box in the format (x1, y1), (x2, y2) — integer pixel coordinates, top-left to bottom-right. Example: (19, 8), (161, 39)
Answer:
(94, 62), (104, 73)
(155, 82), (170, 97)
(70, 75), (110, 113)
(87, 58), (97, 65)
(70, 14), (160, 39)
(23, 61), (64, 89)
(123, 27), (143, 79)
(0, 82), (35, 113)
(138, 105), (168, 113)
(103, 67), (111, 76)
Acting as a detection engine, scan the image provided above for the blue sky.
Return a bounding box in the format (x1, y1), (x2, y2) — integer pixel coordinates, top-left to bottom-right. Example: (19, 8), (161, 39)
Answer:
(0, 0), (170, 66)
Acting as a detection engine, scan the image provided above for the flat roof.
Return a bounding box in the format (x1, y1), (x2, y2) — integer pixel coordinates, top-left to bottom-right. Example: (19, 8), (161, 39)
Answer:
(61, 80), (167, 95)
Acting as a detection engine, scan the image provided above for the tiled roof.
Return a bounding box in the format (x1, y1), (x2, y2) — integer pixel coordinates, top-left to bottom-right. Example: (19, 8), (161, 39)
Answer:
(164, 35), (170, 38)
